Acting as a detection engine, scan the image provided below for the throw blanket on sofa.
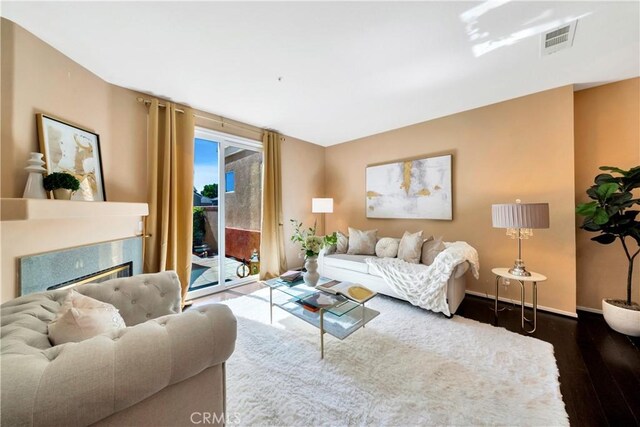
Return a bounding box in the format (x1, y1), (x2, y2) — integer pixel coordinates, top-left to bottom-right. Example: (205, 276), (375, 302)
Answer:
(366, 242), (480, 316)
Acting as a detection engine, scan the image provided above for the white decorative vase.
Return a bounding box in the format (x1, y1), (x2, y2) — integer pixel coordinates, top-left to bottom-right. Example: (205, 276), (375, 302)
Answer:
(52, 189), (73, 200)
(23, 152), (47, 199)
(303, 256), (320, 286)
(602, 299), (640, 337)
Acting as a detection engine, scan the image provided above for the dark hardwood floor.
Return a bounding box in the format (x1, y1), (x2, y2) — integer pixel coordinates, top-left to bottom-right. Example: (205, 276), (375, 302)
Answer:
(193, 285), (640, 427)
(456, 295), (640, 427)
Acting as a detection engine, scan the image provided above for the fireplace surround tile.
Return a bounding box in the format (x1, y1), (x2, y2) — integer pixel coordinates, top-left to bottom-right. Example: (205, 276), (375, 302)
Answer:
(19, 237), (143, 296)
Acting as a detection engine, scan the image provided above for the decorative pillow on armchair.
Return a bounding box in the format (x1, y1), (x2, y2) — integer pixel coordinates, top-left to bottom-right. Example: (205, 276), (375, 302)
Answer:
(421, 237), (446, 266)
(397, 230), (424, 263)
(48, 290), (126, 345)
(346, 227), (377, 255)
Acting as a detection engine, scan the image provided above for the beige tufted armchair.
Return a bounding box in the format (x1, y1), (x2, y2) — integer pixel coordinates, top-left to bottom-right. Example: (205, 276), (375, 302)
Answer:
(1, 271), (237, 427)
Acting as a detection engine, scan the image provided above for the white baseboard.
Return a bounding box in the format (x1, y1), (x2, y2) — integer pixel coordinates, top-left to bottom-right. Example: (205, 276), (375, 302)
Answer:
(465, 290), (578, 318)
(576, 305), (603, 314)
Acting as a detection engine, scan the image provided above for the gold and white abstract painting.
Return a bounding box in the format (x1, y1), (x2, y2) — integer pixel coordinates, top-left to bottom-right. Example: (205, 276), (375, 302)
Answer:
(366, 154), (452, 220)
(38, 114), (106, 201)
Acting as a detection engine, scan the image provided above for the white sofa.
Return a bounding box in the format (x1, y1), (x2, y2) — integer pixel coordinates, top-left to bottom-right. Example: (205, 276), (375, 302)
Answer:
(318, 251), (469, 316)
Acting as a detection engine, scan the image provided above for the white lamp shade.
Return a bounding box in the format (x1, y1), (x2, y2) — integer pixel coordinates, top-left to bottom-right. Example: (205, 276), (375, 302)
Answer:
(492, 203), (549, 229)
(312, 198), (334, 213)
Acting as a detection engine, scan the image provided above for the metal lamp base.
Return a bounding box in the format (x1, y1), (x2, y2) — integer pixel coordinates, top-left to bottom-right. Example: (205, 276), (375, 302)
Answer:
(509, 260), (531, 277)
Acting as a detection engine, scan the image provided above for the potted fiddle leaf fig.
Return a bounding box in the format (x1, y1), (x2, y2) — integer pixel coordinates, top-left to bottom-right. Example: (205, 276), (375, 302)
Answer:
(43, 172), (80, 200)
(576, 165), (640, 336)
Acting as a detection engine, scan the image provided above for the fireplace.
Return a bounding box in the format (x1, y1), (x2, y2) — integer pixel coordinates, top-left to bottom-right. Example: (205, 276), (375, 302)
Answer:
(19, 237), (143, 296)
(47, 262), (133, 291)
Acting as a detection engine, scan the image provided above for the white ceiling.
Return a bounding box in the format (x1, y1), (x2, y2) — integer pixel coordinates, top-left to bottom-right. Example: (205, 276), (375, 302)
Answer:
(2, 1), (639, 146)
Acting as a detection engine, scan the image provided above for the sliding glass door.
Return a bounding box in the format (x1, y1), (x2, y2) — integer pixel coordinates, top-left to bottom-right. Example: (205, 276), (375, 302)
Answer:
(188, 128), (262, 299)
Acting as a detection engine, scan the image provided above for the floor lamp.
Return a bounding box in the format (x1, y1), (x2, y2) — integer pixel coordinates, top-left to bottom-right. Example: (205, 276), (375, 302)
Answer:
(312, 198), (333, 235)
(492, 200), (549, 277)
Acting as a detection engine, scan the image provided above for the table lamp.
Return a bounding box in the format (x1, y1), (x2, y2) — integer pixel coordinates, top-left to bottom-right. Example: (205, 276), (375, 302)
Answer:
(312, 198), (333, 234)
(492, 200), (549, 277)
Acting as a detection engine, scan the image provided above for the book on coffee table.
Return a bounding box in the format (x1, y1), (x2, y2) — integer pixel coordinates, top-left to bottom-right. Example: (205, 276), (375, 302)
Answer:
(302, 292), (345, 310)
(296, 299), (320, 312)
(279, 270), (303, 283)
(315, 280), (377, 304)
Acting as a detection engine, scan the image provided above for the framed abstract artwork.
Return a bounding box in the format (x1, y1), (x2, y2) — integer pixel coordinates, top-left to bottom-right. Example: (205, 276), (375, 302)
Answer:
(366, 154), (452, 220)
(37, 114), (106, 201)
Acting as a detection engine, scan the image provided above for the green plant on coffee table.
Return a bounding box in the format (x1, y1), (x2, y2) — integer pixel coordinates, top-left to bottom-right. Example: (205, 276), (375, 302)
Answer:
(43, 172), (80, 192)
(290, 219), (337, 258)
(576, 165), (640, 308)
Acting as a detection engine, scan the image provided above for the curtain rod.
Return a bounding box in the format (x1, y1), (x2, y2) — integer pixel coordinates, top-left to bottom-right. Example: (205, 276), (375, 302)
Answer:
(136, 97), (263, 135)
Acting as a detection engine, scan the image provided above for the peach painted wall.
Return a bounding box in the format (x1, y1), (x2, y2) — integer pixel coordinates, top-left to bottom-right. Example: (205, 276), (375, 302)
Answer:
(325, 86), (578, 315)
(281, 136), (326, 269)
(574, 78), (640, 310)
(1, 18), (148, 203)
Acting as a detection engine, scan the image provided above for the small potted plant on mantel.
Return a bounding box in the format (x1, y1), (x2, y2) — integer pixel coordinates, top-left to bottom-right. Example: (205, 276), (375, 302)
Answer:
(43, 172), (80, 200)
(576, 165), (640, 336)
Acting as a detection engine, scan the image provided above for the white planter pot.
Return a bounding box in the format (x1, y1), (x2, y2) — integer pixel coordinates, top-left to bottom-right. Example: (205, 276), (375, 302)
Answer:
(303, 256), (320, 287)
(602, 299), (640, 337)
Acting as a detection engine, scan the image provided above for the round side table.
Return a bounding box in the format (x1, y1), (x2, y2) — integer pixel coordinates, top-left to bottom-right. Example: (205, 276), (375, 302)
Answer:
(492, 268), (547, 334)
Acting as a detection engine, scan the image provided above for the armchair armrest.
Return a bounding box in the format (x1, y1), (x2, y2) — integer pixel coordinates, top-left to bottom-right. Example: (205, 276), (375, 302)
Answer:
(8, 303), (237, 426)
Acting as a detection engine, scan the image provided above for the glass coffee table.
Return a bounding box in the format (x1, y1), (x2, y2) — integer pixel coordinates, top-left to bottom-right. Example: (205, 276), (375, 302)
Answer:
(263, 276), (379, 359)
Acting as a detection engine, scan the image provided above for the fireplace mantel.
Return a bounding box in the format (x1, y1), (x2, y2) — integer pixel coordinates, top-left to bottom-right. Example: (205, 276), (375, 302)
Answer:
(0, 198), (149, 221)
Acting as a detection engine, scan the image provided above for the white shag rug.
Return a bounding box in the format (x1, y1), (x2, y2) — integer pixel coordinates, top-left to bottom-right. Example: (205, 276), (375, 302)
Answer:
(220, 289), (568, 426)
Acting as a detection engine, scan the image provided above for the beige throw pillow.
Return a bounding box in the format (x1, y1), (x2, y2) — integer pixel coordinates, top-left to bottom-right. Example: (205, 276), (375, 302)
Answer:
(346, 227), (377, 255)
(397, 231), (424, 263)
(421, 237), (446, 266)
(375, 237), (401, 258)
(336, 231), (349, 254)
(48, 290), (126, 345)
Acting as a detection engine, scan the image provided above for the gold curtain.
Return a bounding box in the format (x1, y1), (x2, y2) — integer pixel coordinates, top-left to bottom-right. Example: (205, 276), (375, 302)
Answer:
(144, 99), (195, 300)
(259, 130), (287, 279)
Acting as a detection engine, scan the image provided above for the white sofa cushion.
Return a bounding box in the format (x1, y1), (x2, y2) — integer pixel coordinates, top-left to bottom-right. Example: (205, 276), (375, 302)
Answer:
(323, 254), (371, 274)
(327, 255), (468, 283)
(375, 237), (400, 258)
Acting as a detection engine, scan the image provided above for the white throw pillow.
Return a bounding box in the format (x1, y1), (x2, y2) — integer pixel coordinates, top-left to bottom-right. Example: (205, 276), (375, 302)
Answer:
(375, 237), (400, 258)
(48, 289), (126, 345)
(335, 231), (349, 254)
(397, 230), (424, 263)
(346, 227), (377, 255)
(421, 237), (446, 266)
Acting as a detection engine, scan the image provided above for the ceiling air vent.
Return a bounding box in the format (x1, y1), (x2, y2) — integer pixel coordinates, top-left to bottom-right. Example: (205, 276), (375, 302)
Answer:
(541, 20), (578, 56)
